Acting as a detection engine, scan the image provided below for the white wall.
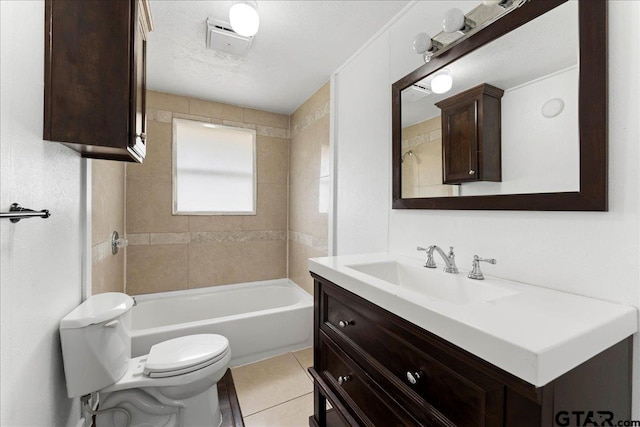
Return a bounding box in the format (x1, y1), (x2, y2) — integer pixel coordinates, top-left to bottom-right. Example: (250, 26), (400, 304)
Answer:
(1, 1), (84, 426)
(333, 0), (640, 416)
(461, 66), (579, 196)
(333, 33), (392, 255)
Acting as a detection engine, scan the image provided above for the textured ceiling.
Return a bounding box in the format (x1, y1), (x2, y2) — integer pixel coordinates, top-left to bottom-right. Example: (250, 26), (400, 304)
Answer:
(146, 0), (410, 114)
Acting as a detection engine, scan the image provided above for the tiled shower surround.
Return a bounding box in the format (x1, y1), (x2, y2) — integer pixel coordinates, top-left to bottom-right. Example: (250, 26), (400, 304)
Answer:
(120, 87), (329, 296)
(288, 82), (330, 294)
(91, 160), (126, 294)
(125, 91), (290, 295)
(401, 115), (456, 198)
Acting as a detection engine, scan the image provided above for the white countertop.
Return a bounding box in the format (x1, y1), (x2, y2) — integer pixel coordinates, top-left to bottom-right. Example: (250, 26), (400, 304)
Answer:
(309, 253), (638, 387)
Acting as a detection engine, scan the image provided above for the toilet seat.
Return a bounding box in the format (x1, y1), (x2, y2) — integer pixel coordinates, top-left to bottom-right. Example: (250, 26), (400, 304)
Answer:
(144, 334), (229, 378)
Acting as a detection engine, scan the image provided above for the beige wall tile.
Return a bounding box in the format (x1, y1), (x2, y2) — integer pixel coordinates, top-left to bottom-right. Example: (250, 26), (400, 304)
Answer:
(188, 215), (244, 232)
(289, 241), (313, 295)
(126, 120), (172, 179)
(188, 97), (243, 122)
(188, 241), (246, 288)
(256, 125), (289, 139)
(126, 176), (189, 233)
(418, 140), (444, 186)
(243, 108), (289, 129)
(126, 244), (189, 295)
(291, 81), (330, 129)
(127, 233), (150, 246)
(244, 393), (313, 427)
(147, 90), (189, 113)
(173, 112), (211, 123)
(150, 232), (191, 245)
(127, 90), (295, 291)
(92, 252), (125, 294)
(242, 240), (286, 283)
(287, 173), (306, 234)
(232, 353), (312, 416)
(92, 159), (125, 246)
(223, 120), (256, 130)
(257, 136), (289, 184)
(243, 183), (287, 231)
(147, 108), (172, 123)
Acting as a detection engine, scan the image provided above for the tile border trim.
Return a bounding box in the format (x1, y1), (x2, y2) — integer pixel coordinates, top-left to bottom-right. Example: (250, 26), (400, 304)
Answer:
(288, 230), (328, 252)
(128, 230), (287, 246)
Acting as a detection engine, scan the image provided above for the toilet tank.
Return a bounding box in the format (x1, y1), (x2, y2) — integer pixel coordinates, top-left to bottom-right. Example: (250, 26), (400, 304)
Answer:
(59, 293), (133, 398)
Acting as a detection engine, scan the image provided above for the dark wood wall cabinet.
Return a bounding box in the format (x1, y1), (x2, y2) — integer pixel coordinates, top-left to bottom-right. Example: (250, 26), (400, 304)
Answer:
(44, 0), (153, 162)
(435, 83), (504, 184)
(309, 274), (632, 427)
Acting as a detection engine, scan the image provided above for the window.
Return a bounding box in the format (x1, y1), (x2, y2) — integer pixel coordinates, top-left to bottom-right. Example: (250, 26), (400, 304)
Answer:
(172, 119), (256, 215)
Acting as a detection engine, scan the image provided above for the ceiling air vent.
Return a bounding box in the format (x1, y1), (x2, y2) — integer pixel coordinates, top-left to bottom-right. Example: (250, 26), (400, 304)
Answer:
(403, 84), (432, 102)
(206, 18), (254, 56)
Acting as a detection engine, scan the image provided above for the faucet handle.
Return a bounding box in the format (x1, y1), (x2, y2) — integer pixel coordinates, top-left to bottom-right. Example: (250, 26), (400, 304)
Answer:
(417, 245), (437, 268)
(468, 255), (497, 280)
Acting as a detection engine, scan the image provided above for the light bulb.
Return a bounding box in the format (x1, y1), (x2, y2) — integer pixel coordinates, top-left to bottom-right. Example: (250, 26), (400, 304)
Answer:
(229, 1), (260, 37)
(412, 32), (432, 54)
(442, 8), (465, 33)
(431, 70), (453, 94)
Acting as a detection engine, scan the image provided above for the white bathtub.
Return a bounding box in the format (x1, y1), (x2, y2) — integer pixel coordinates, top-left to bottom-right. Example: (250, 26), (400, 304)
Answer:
(129, 279), (313, 367)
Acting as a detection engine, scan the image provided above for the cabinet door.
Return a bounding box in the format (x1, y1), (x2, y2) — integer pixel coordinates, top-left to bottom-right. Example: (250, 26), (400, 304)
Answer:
(442, 101), (478, 184)
(128, 0), (148, 161)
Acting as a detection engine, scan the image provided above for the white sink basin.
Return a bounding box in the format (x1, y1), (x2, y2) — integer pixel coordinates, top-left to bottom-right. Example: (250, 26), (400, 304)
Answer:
(310, 253), (638, 387)
(345, 260), (517, 305)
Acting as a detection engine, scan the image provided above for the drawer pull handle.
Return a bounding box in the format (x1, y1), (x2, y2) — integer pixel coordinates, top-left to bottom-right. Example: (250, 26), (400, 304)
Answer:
(406, 371), (422, 385)
(337, 375), (351, 385)
(338, 320), (352, 328)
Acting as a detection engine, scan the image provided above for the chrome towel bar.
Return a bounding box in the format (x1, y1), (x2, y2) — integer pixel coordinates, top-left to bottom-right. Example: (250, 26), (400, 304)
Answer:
(0, 203), (51, 223)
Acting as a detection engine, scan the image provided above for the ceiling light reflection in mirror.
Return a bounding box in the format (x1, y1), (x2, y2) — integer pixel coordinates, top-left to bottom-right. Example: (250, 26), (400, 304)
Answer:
(400, 0), (578, 200)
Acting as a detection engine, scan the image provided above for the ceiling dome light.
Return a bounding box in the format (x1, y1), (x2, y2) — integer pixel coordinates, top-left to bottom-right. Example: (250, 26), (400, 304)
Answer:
(431, 70), (453, 94)
(229, 1), (259, 37)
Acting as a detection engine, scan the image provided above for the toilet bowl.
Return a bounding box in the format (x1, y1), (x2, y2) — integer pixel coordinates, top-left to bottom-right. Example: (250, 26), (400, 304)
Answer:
(59, 293), (231, 427)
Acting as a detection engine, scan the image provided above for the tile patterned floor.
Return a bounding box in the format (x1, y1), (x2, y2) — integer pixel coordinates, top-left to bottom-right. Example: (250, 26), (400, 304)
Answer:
(232, 348), (314, 427)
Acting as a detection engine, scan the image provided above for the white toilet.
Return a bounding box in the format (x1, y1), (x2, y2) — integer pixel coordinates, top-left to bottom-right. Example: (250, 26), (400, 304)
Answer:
(59, 292), (231, 427)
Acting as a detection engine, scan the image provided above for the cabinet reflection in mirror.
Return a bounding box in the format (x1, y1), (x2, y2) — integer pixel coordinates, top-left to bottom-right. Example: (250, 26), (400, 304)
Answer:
(400, 0), (578, 199)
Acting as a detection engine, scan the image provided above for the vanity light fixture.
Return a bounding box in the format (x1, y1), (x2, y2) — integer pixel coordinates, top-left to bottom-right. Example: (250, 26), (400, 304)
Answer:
(229, 0), (259, 37)
(413, 0), (527, 63)
(430, 70), (453, 94)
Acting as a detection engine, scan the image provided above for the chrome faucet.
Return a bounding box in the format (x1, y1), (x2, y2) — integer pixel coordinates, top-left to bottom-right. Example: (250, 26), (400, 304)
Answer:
(417, 245), (459, 274)
(468, 255), (497, 280)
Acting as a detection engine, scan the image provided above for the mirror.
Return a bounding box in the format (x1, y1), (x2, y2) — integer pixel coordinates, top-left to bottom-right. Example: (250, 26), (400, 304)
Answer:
(392, 0), (607, 211)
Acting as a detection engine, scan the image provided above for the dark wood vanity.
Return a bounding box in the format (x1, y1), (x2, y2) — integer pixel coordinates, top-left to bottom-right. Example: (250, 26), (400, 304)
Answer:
(436, 84), (503, 185)
(44, 0), (152, 162)
(309, 274), (632, 427)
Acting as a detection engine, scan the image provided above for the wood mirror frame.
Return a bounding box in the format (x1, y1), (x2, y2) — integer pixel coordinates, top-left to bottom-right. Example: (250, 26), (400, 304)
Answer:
(392, 0), (606, 211)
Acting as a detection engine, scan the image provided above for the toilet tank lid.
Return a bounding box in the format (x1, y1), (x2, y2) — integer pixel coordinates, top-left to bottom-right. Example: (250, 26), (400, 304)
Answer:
(60, 293), (134, 329)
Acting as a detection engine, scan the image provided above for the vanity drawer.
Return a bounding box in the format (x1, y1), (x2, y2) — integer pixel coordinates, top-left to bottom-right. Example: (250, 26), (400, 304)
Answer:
(318, 332), (420, 427)
(321, 283), (504, 427)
